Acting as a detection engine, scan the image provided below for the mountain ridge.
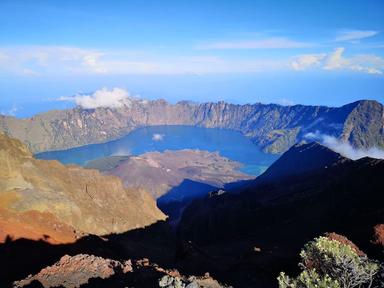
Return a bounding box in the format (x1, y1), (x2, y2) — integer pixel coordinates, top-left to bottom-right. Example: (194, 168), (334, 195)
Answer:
(179, 141), (384, 244)
(173, 141), (384, 286)
(255, 141), (349, 184)
(1, 99), (382, 154)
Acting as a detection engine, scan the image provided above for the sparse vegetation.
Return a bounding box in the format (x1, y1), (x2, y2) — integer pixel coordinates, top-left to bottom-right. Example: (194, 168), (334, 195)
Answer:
(278, 236), (380, 288)
(278, 270), (340, 288)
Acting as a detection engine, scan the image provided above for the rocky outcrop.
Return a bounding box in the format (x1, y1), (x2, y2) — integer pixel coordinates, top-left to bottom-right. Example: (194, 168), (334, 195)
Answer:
(0, 133), (166, 242)
(373, 224), (384, 247)
(1, 99), (382, 154)
(14, 254), (230, 288)
(13, 254), (132, 288)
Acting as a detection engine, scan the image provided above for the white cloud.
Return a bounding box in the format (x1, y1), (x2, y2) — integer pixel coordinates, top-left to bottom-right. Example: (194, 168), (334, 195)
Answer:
(81, 52), (107, 74)
(79, 56), (286, 74)
(0, 104), (20, 116)
(21, 68), (40, 76)
(291, 47), (384, 75)
(304, 131), (384, 160)
(323, 47), (347, 70)
(335, 30), (379, 42)
(0, 51), (8, 62)
(1, 45), (383, 76)
(197, 37), (312, 49)
(324, 47), (383, 74)
(290, 53), (326, 70)
(0, 46), (110, 76)
(59, 87), (137, 109)
(152, 133), (165, 141)
(278, 98), (295, 106)
(0, 45), (289, 75)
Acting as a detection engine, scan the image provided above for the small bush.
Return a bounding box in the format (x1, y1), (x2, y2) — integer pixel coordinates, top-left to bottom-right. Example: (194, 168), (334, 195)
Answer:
(278, 236), (380, 288)
(278, 270), (340, 288)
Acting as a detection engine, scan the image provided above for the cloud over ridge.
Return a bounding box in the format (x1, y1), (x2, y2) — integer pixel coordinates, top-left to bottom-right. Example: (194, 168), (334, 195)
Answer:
(305, 131), (384, 160)
(59, 87), (136, 109)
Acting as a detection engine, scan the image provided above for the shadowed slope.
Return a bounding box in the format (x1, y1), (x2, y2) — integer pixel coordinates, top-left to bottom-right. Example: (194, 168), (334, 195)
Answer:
(178, 143), (384, 285)
(180, 143), (384, 244)
(0, 221), (175, 287)
(255, 141), (348, 184)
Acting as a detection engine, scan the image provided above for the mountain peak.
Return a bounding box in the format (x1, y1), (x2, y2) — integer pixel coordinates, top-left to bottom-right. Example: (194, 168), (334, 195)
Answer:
(256, 142), (348, 183)
(340, 99), (384, 149)
(291, 141), (336, 153)
(353, 99), (382, 106)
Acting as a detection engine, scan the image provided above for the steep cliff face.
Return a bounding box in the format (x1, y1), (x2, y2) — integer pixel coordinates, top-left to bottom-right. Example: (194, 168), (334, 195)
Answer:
(0, 133), (166, 243)
(1, 99), (382, 154)
(341, 100), (384, 148)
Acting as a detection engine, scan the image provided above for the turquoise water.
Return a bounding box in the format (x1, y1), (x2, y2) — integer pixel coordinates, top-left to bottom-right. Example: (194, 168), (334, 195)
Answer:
(36, 125), (277, 176)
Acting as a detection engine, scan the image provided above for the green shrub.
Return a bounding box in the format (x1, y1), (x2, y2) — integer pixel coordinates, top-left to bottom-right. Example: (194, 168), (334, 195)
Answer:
(278, 270), (340, 288)
(278, 236), (379, 288)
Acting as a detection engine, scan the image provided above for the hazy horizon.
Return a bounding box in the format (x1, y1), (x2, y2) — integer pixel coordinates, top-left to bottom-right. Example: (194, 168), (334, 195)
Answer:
(1, 0), (383, 117)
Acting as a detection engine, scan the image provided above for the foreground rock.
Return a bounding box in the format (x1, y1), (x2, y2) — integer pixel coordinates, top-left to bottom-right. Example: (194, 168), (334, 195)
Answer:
(0, 133), (165, 242)
(373, 224), (384, 247)
(14, 254), (230, 288)
(14, 254), (132, 288)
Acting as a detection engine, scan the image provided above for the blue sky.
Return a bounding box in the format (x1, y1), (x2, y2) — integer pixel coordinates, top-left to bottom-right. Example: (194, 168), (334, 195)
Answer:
(0, 0), (383, 117)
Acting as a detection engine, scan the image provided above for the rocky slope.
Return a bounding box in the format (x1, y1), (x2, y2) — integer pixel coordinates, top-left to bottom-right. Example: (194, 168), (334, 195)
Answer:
(13, 254), (132, 288)
(178, 142), (384, 285)
(255, 141), (348, 183)
(0, 133), (165, 242)
(2, 138), (382, 287)
(179, 142), (384, 244)
(14, 254), (229, 288)
(86, 150), (252, 225)
(1, 99), (382, 154)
